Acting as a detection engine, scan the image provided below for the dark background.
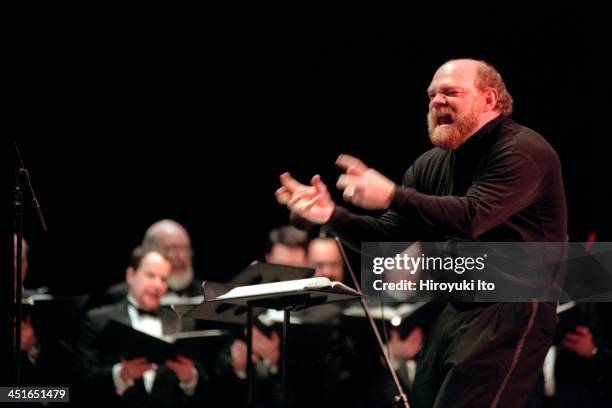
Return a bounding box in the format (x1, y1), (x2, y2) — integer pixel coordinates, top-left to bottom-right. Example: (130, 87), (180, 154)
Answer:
(10, 3), (610, 294)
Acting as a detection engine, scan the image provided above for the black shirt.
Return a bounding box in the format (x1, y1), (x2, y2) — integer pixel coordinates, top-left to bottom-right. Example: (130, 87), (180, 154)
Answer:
(327, 115), (568, 302)
(330, 115), (567, 243)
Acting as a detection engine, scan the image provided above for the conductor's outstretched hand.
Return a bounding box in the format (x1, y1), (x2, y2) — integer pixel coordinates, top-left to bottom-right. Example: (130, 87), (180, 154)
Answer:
(276, 154), (396, 222)
(276, 173), (335, 224)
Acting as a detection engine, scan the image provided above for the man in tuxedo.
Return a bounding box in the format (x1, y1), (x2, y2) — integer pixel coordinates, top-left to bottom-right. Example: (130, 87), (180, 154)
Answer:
(223, 225), (308, 407)
(77, 246), (206, 407)
(230, 225), (309, 376)
(264, 224), (309, 268)
(17, 236), (80, 394)
(307, 236), (344, 282)
(554, 302), (612, 407)
(104, 219), (202, 305)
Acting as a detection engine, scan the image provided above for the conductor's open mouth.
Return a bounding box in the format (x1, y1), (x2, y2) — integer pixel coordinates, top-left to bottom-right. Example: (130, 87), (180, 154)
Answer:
(438, 115), (453, 125)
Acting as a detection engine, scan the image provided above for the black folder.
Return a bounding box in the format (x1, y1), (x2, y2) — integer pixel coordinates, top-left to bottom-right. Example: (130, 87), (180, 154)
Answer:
(22, 292), (90, 344)
(96, 320), (228, 364)
(554, 302), (588, 345)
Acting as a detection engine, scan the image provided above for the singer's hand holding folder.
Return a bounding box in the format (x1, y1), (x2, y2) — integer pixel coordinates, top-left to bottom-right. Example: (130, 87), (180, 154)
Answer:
(96, 320), (227, 364)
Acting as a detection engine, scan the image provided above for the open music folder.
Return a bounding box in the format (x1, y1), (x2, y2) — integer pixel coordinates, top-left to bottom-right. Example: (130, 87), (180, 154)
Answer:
(95, 320), (228, 364)
(206, 277), (360, 306)
(170, 261), (326, 321)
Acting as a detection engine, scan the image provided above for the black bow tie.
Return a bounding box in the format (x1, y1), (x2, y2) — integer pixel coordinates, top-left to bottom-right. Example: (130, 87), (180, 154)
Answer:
(128, 301), (160, 317)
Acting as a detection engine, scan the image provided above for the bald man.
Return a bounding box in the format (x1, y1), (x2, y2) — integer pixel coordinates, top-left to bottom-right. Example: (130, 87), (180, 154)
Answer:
(276, 59), (567, 407)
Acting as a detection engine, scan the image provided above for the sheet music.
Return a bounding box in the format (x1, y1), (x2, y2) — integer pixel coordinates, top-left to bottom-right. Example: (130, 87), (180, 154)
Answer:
(215, 277), (333, 300)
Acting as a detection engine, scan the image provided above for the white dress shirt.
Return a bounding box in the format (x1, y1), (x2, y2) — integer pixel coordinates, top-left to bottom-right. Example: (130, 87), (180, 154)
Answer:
(111, 296), (197, 396)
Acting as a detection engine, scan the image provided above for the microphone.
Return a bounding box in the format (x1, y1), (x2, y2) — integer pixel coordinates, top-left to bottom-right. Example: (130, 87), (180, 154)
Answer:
(14, 142), (47, 232)
(17, 168), (47, 232)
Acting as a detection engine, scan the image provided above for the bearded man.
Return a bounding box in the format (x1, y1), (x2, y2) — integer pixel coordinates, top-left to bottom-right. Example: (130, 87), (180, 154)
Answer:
(275, 59), (567, 408)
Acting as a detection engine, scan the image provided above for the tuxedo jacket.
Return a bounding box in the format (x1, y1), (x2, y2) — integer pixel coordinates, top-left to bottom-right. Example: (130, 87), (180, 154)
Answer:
(77, 299), (205, 408)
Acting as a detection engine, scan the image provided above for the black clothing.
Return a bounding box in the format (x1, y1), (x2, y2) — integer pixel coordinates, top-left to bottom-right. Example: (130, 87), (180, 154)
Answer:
(19, 342), (74, 387)
(330, 115), (566, 243)
(19, 290), (86, 406)
(213, 303), (366, 408)
(416, 301), (556, 408)
(77, 299), (205, 408)
(326, 116), (567, 407)
(555, 302), (612, 408)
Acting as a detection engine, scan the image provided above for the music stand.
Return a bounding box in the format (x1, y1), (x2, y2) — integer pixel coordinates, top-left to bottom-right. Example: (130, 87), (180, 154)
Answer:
(169, 261), (317, 406)
(199, 276), (361, 408)
(170, 260), (314, 322)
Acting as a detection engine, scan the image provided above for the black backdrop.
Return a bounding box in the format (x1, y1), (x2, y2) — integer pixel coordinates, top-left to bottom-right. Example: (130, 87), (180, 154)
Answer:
(10, 3), (610, 294)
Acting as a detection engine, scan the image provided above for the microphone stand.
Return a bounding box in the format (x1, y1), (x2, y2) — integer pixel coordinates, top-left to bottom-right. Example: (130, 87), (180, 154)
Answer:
(334, 236), (410, 408)
(13, 173), (24, 385)
(12, 142), (47, 385)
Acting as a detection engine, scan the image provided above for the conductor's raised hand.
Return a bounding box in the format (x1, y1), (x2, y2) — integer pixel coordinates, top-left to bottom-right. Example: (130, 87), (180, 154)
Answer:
(335, 154), (396, 210)
(276, 172), (335, 224)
